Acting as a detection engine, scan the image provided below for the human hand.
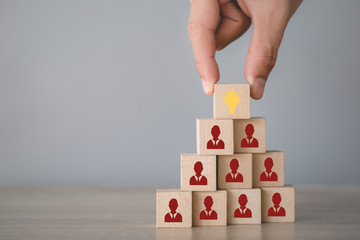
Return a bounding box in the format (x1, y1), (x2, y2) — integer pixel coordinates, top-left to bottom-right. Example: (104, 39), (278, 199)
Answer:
(188, 0), (302, 99)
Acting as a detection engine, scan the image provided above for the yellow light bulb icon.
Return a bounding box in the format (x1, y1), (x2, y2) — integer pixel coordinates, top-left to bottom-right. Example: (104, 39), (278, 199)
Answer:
(224, 91), (240, 114)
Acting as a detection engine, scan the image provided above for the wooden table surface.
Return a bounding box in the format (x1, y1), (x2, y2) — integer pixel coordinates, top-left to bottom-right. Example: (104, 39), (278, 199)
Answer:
(0, 186), (359, 240)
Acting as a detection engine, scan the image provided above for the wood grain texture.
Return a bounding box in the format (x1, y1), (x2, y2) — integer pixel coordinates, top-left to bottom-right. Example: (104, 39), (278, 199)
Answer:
(261, 186), (295, 223)
(253, 151), (285, 188)
(234, 118), (266, 153)
(156, 189), (192, 228)
(213, 84), (250, 119)
(0, 186), (360, 239)
(227, 188), (261, 224)
(192, 190), (227, 226)
(196, 119), (234, 155)
(218, 154), (252, 189)
(181, 154), (216, 191)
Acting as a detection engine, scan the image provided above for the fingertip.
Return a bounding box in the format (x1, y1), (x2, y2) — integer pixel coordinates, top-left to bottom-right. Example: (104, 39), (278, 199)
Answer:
(250, 78), (266, 100)
(245, 76), (258, 99)
(201, 78), (215, 95)
(207, 82), (214, 95)
(246, 76), (255, 86)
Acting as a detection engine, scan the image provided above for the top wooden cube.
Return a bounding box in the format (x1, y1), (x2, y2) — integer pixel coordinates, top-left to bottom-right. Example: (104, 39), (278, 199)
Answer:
(214, 84), (250, 119)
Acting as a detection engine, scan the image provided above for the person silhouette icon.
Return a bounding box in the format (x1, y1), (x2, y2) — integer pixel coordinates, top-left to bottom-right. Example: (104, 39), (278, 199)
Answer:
(164, 198), (183, 222)
(225, 158), (243, 182)
(268, 193), (286, 217)
(207, 125), (225, 149)
(260, 157), (278, 181)
(199, 196), (218, 220)
(234, 194), (252, 218)
(189, 161), (208, 185)
(241, 124), (259, 148)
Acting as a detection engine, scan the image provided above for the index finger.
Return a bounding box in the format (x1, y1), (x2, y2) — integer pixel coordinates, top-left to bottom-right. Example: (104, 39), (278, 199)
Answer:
(188, 0), (220, 95)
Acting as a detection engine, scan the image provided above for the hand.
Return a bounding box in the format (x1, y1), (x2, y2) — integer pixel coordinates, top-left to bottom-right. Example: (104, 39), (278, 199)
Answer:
(188, 0), (302, 99)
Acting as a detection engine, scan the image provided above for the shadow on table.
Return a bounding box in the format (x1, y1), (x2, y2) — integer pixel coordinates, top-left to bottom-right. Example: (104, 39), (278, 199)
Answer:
(156, 223), (295, 240)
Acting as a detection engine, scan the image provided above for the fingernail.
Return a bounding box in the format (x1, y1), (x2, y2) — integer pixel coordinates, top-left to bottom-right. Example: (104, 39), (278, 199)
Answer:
(201, 78), (208, 94)
(207, 82), (214, 95)
(201, 79), (214, 95)
(247, 76), (255, 86)
(253, 78), (266, 99)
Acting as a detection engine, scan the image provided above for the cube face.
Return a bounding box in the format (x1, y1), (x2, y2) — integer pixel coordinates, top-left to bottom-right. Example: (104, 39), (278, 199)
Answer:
(253, 151), (284, 187)
(197, 119), (234, 155)
(192, 191), (227, 226)
(227, 189), (261, 224)
(214, 84), (250, 119)
(181, 154), (216, 191)
(218, 154), (252, 189)
(156, 190), (192, 228)
(261, 186), (295, 223)
(234, 118), (266, 153)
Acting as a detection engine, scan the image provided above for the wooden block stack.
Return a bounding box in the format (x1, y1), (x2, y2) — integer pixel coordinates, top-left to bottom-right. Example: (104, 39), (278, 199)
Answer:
(156, 84), (295, 227)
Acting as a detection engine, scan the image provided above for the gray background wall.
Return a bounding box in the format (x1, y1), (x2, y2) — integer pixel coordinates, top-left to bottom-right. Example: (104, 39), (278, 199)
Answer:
(0, 0), (359, 185)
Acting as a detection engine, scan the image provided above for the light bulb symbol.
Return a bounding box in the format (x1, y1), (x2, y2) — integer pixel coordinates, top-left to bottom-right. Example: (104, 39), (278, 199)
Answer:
(224, 91), (241, 114)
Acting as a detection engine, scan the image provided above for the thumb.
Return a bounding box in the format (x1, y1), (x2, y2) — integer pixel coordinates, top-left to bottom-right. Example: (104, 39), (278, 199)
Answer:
(244, 20), (286, 99)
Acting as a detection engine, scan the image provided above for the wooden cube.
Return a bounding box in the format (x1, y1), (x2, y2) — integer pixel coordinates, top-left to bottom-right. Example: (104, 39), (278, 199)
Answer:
(253, 151), (284, 188)
(197, 119), (234, 155)
(181, 154), (216, 191)
(192, 190), (227, 226)
(156, 189), (192, 228)
(261, 186), (295, 223)
(234, 118), (266, 153)
(214, 84), (250, 119)
(218, 154), (252, 189)
(227, 188), (261, 224)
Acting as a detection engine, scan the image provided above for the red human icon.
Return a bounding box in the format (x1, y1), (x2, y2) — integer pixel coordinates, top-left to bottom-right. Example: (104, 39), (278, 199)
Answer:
(240, 124), (259, 148)
(164, 198), (183, 222)
(260, 157), (278, 181)
(200, 196), (218, 220)
(207, 125), (225, 149)
(189, 161), (208, 185)
(234, 194), (252, 218)
(225, 158), (243, 182)
(268, 193), (286, 217)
